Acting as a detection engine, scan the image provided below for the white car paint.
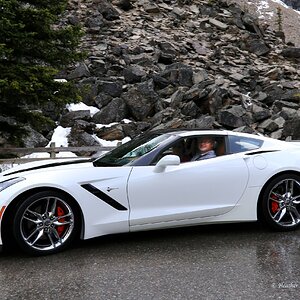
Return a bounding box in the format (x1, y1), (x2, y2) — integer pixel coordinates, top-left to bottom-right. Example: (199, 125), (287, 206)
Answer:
(1, 130), (300, 254)
(128, 154), (249, 228)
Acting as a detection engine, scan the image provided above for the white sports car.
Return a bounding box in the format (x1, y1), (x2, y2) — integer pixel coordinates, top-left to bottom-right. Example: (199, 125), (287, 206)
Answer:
(1, 129), (300, 255)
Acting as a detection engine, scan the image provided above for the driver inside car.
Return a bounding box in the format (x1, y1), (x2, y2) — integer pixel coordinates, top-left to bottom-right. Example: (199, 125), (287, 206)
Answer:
(191, 137), (216, 161)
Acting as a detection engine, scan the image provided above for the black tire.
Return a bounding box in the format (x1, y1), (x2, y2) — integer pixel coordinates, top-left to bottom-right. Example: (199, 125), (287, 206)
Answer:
(13, 190), (80, 255)
(261, 174), (300, 231)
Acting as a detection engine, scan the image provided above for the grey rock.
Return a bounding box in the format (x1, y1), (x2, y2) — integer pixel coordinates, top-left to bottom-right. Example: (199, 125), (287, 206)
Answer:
(117, 0), (134, 11)
(218, 105), (248, 128)
(144, 3), (160, 13)
(123, 65), (147, 83)
(280, 89), (300, 102)
(162, 63), (194, 87)
(122, 80), (161, 120)
(233, 126), (256, 134)
(158, 42), (177, 65)
(97, 80), (123, 97)
(270, 129), (283, 139)
(68, 130), (99, 155)
(272, 100), (299, 114)
(194, 115), (215, 129)
(258, 119), (279, 132)
(279, 107), (298, 120)
(252, 104), (271, 122)
(92, 98), (128, 124)
(245, 38), (270, 56)
(181, 101), (202, 118)
(96, 124), (125, 141)
(67, 63), (90, 80)
(229, 73), (245, 82)
(209, 18), (228, 30)
(77, 79), (99, 106)
(22, 127), (49, 148)
(60, 110), (91, 127)
(282, 47), (300, 58)
(193, 69), (209, 84)
(85, 15), (105, 29)
(273, 116), (286, 128)
(282, 117), (300, 139)
(97, 0), (120, 21)
(94, 93), (113, 109)
(170, 88), (186, 108)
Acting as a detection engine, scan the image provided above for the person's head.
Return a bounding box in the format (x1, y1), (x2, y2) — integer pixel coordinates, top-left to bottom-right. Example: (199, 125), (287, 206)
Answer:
(198, 137), (215, 153)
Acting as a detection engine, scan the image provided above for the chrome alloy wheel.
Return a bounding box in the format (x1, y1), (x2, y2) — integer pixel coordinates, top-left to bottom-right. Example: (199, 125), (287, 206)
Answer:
(19, 195), (75, 252)
(268, 178), (300, 228)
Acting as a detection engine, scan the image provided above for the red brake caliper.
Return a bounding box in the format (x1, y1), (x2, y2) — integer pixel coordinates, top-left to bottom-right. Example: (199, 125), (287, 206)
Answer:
(56, 206), (66, 236)
(270, 194), (279, 213)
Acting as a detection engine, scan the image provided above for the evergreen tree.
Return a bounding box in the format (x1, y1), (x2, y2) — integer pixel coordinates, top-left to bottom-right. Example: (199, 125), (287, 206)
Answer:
(276, 7), (283, 32)
(0, 0), (84, 143)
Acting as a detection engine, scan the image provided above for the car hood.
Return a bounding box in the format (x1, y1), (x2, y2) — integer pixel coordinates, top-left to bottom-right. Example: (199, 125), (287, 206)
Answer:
(0, 158), (93, 177)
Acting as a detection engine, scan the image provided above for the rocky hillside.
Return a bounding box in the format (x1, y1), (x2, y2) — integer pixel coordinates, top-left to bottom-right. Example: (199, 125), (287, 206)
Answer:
(234, 0), (300, 47)
(2, 0), (300, 151)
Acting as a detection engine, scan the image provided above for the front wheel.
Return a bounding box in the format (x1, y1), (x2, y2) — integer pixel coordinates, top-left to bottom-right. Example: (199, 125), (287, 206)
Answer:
(261, 174), (300, 231)
(13, 191), (80, 255)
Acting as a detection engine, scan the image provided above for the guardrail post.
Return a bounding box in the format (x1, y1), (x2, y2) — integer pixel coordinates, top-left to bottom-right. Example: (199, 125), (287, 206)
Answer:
(50, 142), (56, 158)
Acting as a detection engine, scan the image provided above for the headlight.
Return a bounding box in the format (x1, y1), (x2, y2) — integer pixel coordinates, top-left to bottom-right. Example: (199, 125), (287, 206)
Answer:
(0, 177), (25, 192)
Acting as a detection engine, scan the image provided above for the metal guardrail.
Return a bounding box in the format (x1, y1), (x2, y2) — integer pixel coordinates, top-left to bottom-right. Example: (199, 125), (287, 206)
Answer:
(0, 142), (116, 165)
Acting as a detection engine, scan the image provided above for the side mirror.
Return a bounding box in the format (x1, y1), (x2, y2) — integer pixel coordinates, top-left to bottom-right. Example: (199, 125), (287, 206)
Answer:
(153, 155), (180, 173)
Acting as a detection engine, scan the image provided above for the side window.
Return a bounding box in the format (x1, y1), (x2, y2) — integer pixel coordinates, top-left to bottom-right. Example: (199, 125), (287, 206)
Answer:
(228, 136), (263, 154)
(188, 136), (227, 160)
(154, 136), (227, 164)
(155, 139), (191, 164)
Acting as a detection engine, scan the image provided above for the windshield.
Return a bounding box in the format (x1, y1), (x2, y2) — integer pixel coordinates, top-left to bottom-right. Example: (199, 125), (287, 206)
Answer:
(93, 133), (172, 166)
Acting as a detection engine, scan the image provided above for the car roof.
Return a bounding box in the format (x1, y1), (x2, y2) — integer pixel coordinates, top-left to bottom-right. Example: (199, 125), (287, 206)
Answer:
(147, 128), (292, 147)
(147, 128), (256, 138)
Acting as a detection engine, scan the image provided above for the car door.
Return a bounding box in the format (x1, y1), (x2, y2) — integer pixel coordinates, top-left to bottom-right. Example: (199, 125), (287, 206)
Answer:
(127, 153), (249, 228)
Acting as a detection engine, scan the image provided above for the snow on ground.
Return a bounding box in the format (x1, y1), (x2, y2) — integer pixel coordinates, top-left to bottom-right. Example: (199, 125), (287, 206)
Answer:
(96, 118), (132, 129)
(47, 126), (71, 147)
(66, 102), (100, 116)
(252, 0), (291, 19)
(93, 135), (131, 147)
(271, 0), (289, 9)
(28, 104), (132, 157)
(1, 103), (132, 171)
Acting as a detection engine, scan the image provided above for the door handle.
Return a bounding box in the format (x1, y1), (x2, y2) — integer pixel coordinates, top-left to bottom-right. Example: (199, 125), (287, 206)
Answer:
(106, 187), (119, 192)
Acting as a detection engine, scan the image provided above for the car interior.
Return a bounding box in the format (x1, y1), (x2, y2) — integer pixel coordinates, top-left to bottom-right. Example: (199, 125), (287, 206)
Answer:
(156, 136), (227, 164)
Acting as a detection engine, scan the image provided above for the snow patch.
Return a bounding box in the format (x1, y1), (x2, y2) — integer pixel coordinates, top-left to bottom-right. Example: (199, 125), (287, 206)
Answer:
(66, 102), (100, 116)
(47, 126), (71, 147)
(271, 0), (289, 9)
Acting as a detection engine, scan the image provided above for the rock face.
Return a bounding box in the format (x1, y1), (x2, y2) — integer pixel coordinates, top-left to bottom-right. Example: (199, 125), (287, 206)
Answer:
(235, 0), (300, 47)
(1, 0), (300, 149)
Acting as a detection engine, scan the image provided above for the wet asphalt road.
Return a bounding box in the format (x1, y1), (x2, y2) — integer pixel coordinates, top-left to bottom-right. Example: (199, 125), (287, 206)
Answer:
(0, 222), (299, 300)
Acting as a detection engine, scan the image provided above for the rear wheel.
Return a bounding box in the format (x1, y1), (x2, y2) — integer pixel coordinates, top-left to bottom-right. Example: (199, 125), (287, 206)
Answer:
(261, 174), (300, 231)
(13, 191), (80, 255)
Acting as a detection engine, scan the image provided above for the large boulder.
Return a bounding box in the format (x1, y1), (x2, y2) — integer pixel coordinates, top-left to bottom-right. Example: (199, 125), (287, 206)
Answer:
(282, 48), (300, 59)
(161, 63), (194, 87)
(96, 0), (120, 21)
(122, 80), (162, 120)
(218, 105), (251, 128)
(22, 127), (49, 148)
(92, 98), (128, 124)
